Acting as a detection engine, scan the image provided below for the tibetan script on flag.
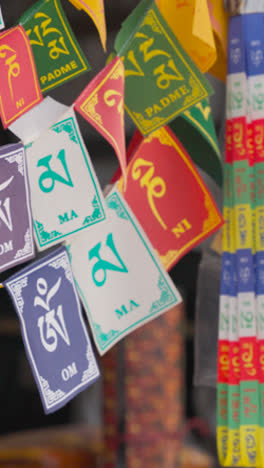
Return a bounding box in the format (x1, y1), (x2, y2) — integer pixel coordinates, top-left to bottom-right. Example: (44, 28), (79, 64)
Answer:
(66, 188), (182, 355)
(20, 0), (90, 93)
(118, 126), (223, 271)
(0, 25), (42, 128)
(114, 0), (213, 135)
(5, 247), (100, 414)
(75, 57), (127, 184)
(25, 108), (107, 251)
(0, 143), (35, 272)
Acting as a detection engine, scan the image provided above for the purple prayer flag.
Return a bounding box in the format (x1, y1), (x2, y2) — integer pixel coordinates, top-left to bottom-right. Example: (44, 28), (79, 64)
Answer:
(0, 143), (34, 272)
(4, 246), (100, 414)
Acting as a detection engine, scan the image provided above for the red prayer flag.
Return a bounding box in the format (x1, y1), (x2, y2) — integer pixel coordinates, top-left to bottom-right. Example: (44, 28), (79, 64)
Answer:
(118, 126), (224, 271)
(0, 25), (42, 128)
(74, 57), (127, 186)
(111, 129), (143, 184)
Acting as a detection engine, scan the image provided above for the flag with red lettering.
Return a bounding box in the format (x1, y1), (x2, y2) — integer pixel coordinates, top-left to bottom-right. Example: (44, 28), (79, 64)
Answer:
(0, 25), (42, 128)
(117, 126), (224, 271)
(74, 57), (127, 186)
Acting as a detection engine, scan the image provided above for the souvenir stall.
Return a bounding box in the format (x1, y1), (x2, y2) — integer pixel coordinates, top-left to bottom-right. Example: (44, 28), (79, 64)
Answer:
(0, 0), (261, 467)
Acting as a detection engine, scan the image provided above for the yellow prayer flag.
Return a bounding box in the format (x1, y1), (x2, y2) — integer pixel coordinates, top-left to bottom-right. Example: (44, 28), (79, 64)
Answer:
(69, 0), (106, 51)
(208, 0), (228, 81)
(193, 0), (215, 49)
(155, 0), (216, 73)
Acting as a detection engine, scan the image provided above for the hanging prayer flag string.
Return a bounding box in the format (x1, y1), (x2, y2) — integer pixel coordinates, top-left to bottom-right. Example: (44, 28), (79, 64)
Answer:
(230, 17), (259, 467)
(244, 11), (264, 467)
(246, 15), (264, 465)
(217, 11), (264, 467)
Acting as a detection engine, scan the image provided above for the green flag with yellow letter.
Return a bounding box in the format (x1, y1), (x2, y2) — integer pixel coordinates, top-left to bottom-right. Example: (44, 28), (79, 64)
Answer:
(19, 0), (90, 93)
(114, 0), (213, 136)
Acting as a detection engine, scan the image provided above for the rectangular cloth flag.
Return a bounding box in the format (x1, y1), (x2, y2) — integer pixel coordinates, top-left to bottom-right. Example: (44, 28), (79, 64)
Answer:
(114, 0), (213, 136)
(0, 143), (35, 272)
(66, 187), (182, 355)
(68, 0), (106, 51)
(4, 246), (100, 414)
(25, 107), (107, 251)
(156, 0), (217, 73)
(0, 4), (4, 30)
(117, 126), (223, 271)
(0, 25), (42, 128)
(75, 57), (127, 185)
(19, 0), (90, 93)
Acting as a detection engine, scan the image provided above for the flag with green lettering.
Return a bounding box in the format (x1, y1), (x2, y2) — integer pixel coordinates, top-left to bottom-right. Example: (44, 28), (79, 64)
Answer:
(66, 187), (182, 355)
(25, 107), (107, 251)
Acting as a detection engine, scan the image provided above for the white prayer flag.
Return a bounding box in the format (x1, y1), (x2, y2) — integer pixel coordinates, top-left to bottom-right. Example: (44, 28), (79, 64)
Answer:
(66, 187), (182, 355)
(25, 107), (107, 251)
(9, 97), (68, 145)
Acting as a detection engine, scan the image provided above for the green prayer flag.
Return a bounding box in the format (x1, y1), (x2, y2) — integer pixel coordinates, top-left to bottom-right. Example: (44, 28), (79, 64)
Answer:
(19, 0), (90, 93)
(170, 98), (223, 187)
(114, 0), (213, 136)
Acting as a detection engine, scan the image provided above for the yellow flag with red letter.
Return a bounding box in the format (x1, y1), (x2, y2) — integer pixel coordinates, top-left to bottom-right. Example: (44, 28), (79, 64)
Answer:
(68, 0), (106, 51)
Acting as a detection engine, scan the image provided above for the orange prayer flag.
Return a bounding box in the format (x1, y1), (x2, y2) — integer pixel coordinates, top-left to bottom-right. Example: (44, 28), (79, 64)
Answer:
(74, 57), (127, 186)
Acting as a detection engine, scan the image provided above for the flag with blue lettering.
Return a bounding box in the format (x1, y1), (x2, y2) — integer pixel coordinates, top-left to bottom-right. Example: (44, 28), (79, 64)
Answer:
(4, 246), (100, 414)
(25, 107), (107, 251)
(66, 187), (182, 355)
(0, 143), (34, 272)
